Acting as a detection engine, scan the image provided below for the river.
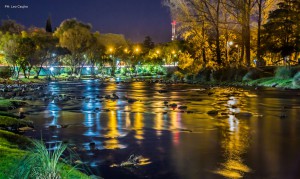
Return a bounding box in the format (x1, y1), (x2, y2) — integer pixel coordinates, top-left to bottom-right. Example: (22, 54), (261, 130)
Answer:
(21, 80), (300, 179)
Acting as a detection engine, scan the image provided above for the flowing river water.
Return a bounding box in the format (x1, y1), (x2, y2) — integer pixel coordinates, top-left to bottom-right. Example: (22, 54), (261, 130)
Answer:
(20, 80), (300, 179)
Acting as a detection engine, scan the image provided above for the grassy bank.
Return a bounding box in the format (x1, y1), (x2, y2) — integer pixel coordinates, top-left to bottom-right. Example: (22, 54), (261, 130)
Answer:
(0, 99), (27, 110)
(0, 98), (93, 178)
(0, 130), (91, 178)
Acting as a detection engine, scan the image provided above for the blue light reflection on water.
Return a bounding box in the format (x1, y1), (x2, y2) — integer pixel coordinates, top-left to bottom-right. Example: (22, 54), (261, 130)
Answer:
(22, 80), (300, 179)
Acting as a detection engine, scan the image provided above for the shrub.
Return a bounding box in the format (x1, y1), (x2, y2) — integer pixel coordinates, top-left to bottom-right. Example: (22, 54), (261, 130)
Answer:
(242, 69), (261, 81)
(0, 67), (12, 79)
(275, 67), (292, 79)
(172, 71), (184, 81)
(293, 72), (300, 88)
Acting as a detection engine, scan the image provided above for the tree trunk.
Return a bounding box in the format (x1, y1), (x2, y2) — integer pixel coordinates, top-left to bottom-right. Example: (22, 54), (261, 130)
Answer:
(215, 0), (222, 66)
(257, 0), (263, 66)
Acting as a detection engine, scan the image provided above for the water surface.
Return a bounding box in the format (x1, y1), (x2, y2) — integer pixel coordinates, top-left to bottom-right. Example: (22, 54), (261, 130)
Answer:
(22, 80), (300, 179)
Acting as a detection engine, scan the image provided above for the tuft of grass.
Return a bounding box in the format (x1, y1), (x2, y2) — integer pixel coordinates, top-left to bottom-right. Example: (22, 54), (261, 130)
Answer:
(13, 140), (92, 179)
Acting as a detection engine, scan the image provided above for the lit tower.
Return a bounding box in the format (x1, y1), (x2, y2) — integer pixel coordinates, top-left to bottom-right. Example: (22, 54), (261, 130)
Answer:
(171, 20), (177, 41)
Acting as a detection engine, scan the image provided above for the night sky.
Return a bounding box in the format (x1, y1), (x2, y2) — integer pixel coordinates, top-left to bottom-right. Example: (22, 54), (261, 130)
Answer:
(0, 0), (172, 43)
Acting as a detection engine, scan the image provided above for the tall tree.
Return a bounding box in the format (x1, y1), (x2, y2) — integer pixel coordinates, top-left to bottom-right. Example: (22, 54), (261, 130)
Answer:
(262, 0), (300, 61)
(54, 19), (93, 75)
(45, 16), (53, 33)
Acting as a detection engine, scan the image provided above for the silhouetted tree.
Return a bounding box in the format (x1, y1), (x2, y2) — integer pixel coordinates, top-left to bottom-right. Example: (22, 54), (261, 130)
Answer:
(45, 16), (53, 33)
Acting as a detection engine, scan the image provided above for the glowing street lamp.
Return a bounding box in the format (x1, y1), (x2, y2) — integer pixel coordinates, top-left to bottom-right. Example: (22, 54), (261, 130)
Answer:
(135, 47), (140, 53)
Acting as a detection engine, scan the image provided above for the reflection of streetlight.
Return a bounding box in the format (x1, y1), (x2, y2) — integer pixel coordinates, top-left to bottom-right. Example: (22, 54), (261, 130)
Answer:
(87, 67), (90, 71)
(50, 67), (54, 71)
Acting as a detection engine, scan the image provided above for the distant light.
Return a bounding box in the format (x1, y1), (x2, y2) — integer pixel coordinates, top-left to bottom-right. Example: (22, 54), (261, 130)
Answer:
(50, 67), (54, 71)
(87, 67), (90, 71)
(228, 41), (233, 46)
(52, 53), (56, 57)
(95, 67), (98, 70)
(156, 50), (160, 54)
(109, 55), (113, 58)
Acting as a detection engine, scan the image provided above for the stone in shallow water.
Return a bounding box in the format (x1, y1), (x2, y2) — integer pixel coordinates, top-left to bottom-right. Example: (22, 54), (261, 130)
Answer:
(207, 110), (218, 116)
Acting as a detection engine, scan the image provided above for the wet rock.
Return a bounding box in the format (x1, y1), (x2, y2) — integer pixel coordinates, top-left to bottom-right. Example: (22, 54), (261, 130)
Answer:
(207, 110), (218, 116)
(280, 113), (288, 119)
(18, 126), (34, 131)
(112, 93), (119, 99)
(178, 105), (188, 110)
(271, 83), (278, 87)
(128, 98), (136, 103)
(235, 112), (253, 118)
(208, 92), (214, 96)
(158, 90), (168, 93)
(61, 124), (69, 128)
(19, 112), (26, 119)
(48, 125), (58, 130)
(169, 103), (177, 108)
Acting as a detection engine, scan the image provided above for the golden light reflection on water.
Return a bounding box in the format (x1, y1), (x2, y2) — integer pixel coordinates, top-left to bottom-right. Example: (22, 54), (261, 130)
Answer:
(154, 113), (164, 136)
(170, 112), (182, 145)
(104, 111), (120, 149)
(214, 96), (251, 178)
(133, 112), (144, 140)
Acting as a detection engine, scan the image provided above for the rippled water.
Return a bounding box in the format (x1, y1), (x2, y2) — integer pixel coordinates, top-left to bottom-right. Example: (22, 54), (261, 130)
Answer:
(22, 80), (300, 179)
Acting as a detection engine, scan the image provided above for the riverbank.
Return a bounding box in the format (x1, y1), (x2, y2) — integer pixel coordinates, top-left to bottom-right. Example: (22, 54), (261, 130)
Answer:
(0, 129), (91, 178)
(0, 99), (93, 178)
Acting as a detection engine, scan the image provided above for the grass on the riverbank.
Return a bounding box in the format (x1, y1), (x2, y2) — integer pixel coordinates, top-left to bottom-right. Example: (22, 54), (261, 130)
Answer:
(247, 77), (293, 88)
(0, 130), (91, 179)
(0, 115), (33, 130)
(0, 99), (27, 110)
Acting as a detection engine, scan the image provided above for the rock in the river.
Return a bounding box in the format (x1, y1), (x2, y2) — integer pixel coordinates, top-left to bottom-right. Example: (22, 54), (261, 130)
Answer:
(235, 112), (253, 118)
(178, 105), (187, 110)
(169, 103), (177, 108)
(207, 110), (218, 116)
(18, 126), (34, 131)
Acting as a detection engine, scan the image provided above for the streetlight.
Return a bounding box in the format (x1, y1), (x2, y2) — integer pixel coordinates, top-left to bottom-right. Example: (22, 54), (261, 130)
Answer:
(135, 47), (140, 53)
(227, 41), (233, 62)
